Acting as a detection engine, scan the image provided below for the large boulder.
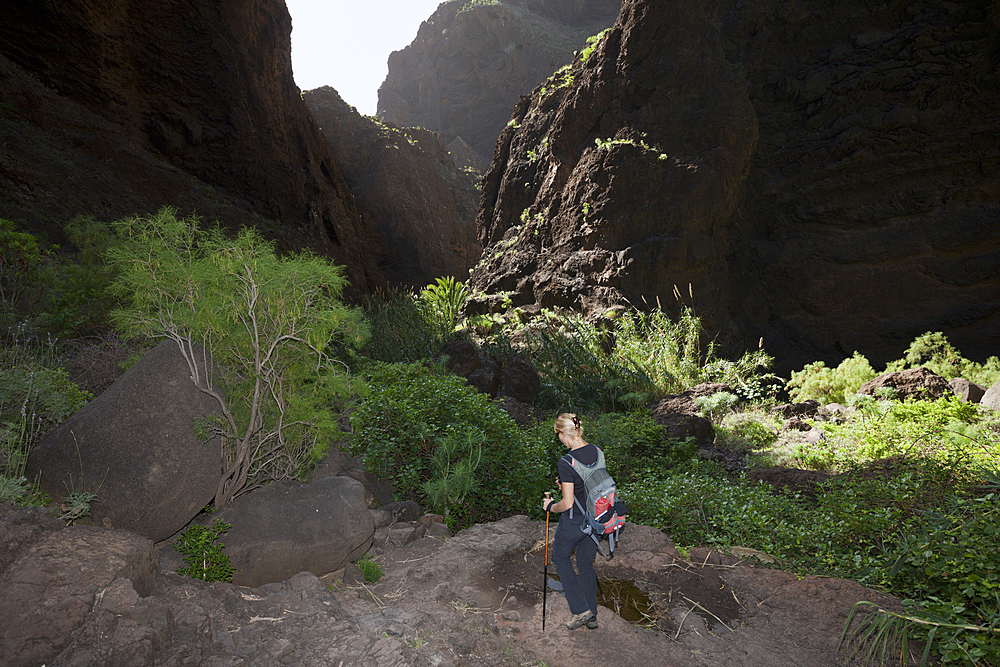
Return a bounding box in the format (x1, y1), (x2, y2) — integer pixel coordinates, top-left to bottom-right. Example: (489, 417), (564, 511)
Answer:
(26, 340), (222, 541)
(210, 475), (375, 587)
(0, 524), (157, 667)
(498, 352), (542, 405)
(647, 394), (715, 448)
(950, 377), (986, 404)
(982, 381), (1000, 412)
(857, 367), (953, 401)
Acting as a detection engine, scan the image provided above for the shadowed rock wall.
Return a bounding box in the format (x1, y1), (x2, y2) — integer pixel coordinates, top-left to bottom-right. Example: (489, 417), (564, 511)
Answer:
(377, 0), (622, 169)
(305, 87), (481, 287)
(467, 0), (1000, 372)
(0, 0), (384, 293)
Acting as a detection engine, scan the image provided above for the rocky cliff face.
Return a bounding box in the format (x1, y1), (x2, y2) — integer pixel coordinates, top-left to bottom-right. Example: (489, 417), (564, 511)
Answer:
(377, 0), (622, 169)
(304, 88), (481, 288)
(467, 0), (1000, 372)
(1, 0), (383, 293)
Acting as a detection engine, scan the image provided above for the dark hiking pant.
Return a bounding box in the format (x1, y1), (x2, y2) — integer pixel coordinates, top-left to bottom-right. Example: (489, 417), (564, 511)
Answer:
(553, 513), (599, 617)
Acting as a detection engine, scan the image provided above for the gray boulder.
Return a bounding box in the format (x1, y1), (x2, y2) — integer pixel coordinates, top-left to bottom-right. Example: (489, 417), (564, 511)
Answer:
(26, 339), (222, 541)
(983, 380), (1000, 411)
(210, 475), (374, 587)
(949, 377), (986, 404)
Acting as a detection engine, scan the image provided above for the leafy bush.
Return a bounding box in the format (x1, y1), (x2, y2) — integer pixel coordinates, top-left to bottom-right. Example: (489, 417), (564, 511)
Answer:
(694, 391), (739, 424)
(420, 276), (469, 340)
(0, 336), (93, 481)
(787, 352), (878, 404)
(348, 362), (549, 529)
(421, 426), (484, 522)
(107, 208), (368, 507)
(44, 215), (119, 337)
(585, 410), (693, 485)
(716, 412), (779, 452)
(872, 492), (1000, 665)
(174, 520), (235, 582)
(886, 331), (1000, 387)
(0, 219), (47, 324)
(819, 396), (986, 468)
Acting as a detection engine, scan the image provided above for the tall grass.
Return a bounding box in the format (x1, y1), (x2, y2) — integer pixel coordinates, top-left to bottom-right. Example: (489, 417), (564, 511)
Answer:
(529, 306), (775, 413)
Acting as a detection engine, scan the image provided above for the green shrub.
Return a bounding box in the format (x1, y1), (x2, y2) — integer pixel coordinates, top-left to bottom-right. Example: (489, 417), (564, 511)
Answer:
(531, 306), (774, 414)
(43, 215), (118, 337)
(358, 290), (439, 363)
(0, 219), (47, 323)
(419, 276), (469, 340)
(717, 412), (778, 452)
(885, 331), (1000, 387)
(876, 493), (1000, 665)
(356, 554), (384, 583)
(107, 208), (368, 507)
(348, 363), (549, 529)
(0, 475), (30, 504)
(694, 391), (739, 424)
(174, 520), (235, 582)
(819, 396), (986, 468)
(586, 410), (693, 485)
(0, 339), (93, 480)
(787, 352), (878, 404)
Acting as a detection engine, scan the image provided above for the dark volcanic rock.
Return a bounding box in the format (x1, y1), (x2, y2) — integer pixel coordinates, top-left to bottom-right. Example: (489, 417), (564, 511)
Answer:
(1, 0), (384, 293)
(0, 525), (157, 667)
(26, 340), (222, 542)
(209, 476), (374, 588)
(466, 0), (1000, 374)
(858, 366), (954, 401)
(304, 86), (481, 287)
(378, 0), (622, 168)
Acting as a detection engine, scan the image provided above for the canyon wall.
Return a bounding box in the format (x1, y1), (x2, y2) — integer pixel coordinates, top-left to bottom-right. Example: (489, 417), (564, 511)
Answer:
(1, 0), (383, 293)
(305, 87), (481, 288)
(466, 0), (1000, 372)
(377, 0), (622, 169)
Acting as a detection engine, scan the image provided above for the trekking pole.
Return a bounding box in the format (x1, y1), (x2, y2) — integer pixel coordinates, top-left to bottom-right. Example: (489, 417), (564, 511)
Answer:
(542, 493), (551, 630)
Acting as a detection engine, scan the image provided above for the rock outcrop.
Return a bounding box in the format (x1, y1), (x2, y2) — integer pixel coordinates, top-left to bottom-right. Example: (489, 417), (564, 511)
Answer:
(1, 0), (384, 294)
(377, 0), (623, 168)
(26, 340), (222, 542)
(304, 87), (481, 287)
(858, 366), (954, 401)
(466, 0), (1000, 373)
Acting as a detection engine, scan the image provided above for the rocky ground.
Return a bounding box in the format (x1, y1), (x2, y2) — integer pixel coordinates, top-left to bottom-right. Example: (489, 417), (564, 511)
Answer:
(1, 500), (909, 667)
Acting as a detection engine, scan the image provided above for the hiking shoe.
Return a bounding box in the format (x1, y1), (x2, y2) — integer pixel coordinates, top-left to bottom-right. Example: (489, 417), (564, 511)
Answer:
(566, 611), (596, 630)
(586, 616), (599, 630)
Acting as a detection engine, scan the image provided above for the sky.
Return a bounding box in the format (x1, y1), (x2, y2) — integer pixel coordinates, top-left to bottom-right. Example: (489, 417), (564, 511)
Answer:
(285, 0), (444, 116)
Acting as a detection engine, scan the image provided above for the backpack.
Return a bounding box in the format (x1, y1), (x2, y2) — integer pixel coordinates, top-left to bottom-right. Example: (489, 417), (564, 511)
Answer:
(565, 448), (627, 558)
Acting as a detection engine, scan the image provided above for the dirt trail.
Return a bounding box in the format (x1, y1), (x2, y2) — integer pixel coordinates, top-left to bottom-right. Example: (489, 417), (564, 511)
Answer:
(349, 515), (903, 667)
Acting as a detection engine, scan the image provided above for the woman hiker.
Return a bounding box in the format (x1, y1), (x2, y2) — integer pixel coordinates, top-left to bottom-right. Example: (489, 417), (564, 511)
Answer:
(541, 412), (600, 630)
